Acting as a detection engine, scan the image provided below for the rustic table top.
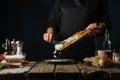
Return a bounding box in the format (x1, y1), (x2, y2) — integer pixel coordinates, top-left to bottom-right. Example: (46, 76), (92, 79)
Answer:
(0, 61), (120, 80)
(28, 61), (120, 80)
(0, 61), (36, 80)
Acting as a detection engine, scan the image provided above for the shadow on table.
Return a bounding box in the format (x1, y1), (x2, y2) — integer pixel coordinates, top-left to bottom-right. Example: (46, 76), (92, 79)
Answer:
(85, 71), (110, 80)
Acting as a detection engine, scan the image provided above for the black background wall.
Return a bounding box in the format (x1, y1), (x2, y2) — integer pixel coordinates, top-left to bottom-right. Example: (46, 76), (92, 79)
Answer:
(0, 0), (120, 61)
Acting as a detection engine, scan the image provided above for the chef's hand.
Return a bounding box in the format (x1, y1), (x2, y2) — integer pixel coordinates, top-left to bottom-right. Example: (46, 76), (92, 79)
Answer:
(43, 27), (55, 43)
(86, 23), (101, 36)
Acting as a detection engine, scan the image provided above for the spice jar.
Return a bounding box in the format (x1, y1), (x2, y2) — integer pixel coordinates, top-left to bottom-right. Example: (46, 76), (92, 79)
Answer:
(112, 49), (120, 62)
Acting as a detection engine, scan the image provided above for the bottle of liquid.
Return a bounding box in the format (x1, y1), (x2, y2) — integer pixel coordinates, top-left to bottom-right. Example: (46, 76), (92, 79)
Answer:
(11, 39), (17, 54)
(102, 29), (112, 60)
(103, 29), (111, 50)
(3, 38), (12, 55)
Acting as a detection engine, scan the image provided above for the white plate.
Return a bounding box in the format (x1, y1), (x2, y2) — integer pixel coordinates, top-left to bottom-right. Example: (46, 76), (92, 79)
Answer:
(44, 59), (75, 63)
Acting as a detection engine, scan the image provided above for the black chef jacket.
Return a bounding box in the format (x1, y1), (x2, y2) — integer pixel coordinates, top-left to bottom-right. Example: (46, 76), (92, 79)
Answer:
(47, 0), (111, 61)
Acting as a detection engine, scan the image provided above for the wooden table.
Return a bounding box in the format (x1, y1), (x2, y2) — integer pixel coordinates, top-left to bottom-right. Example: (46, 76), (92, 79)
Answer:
(0, 61), (120, 80)
(0, 62), (36, 80)
(28, 61), (82, 80)
(28, 61), (120, 80)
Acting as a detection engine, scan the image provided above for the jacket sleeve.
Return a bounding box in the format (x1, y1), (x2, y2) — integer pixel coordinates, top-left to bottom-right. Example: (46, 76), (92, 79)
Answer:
(47, 0), (62, 33)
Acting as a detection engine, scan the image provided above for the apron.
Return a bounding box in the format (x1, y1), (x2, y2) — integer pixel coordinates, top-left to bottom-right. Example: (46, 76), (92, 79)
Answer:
(55, 0), (96, 61)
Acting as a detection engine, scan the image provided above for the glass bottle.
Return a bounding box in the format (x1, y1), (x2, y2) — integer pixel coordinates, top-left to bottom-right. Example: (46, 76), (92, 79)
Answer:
(103, 29), (111, 50)
(102, 29), (112, 60)
(2, 38), (12, 55)
(11, 39), (17, 54)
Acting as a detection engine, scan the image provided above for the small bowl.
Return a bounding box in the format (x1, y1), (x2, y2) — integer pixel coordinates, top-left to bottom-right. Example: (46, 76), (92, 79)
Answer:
(4, 55), (25, 64)
(97, 50), (111, 58)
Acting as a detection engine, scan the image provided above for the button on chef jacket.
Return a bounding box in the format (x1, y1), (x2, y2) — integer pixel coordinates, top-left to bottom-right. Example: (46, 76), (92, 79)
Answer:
(47, 0), (111, 61)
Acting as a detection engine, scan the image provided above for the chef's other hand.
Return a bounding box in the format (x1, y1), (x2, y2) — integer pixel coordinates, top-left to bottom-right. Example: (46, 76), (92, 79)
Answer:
(86, 23), (101, 36)
(43, 27), (55, 43)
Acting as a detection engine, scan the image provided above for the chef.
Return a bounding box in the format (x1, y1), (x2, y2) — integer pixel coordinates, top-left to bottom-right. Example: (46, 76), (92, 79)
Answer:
(43, 0), (112, 61)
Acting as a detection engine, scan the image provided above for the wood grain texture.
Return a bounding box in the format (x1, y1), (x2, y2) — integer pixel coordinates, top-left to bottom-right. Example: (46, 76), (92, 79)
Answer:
(28, 62), (55, 80)
(0, 61), (36, 80)
(55, 64), (82, 80)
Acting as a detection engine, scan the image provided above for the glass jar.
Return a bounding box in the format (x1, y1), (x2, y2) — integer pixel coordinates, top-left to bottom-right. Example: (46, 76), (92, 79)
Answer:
(112, 49), (120, 62)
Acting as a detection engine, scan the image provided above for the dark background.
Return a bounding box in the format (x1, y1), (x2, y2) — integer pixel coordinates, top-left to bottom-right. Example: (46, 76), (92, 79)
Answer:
(0, 0), (120, 61)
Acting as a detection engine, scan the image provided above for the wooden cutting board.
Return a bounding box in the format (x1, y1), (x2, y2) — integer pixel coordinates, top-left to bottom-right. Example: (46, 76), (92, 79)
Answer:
(59, 22), (105, 51)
